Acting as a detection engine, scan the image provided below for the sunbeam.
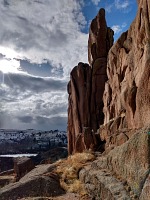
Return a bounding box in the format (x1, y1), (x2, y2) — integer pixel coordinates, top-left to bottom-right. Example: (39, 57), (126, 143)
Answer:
(0, 71), (4, 85)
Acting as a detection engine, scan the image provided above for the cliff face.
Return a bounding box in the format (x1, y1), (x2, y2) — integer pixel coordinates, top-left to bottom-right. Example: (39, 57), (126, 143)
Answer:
(103, 0), (150, 130)
(89, 9), (114, 132)
(68, 2), (150, 153)
(67, 9), (114, 154)
(67, 1), (150, 199)
(101, 0), (150, 149)
(67, 63), (96, 154)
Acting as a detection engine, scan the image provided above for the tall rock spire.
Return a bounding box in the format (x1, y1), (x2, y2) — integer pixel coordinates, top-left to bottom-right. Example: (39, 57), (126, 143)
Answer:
(67, 9), (114, 154)
(89, 8), (114, 132)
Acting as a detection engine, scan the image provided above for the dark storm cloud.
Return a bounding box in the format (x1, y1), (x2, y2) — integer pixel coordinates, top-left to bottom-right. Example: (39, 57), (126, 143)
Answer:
(3, 73), (67, 94)
(18, 116), (34, 123)
(42, 103), (67, 115)
(35, 116), (67, 131)
(0, 112), (4, 128)
(34, 100), (68, 118)
(20, 60), (63, 77)
(3, 0), (10, 7)
(1, 71), (68, 131)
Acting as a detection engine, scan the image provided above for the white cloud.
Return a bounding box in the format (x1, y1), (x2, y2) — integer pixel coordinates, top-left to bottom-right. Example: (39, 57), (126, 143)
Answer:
(91, 0), (101, 6)
(0, 72), (68, 130)
(105, 4), (113, 13)
(111, 23), (127, 34)
(105, 0), (131, 13)
(0, 0), (90, 130)
(111, 25), (122, 34)
(115, 0), (129, 10)
(0, 0), (88, 78)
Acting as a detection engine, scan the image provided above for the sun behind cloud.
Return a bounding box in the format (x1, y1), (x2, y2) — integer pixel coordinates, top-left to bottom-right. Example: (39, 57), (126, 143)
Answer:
(0, 59), (21, 74)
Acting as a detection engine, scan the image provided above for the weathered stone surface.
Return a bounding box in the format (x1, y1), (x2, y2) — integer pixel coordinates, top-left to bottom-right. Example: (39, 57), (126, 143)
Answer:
(67, 9), (114, 154)
(91, 127), (150, 197)
(88, 8), (114, 66)
(13, 157), (35, 180)
(68, 62), (97, 154)
(99, 119), (135, 149)
(89, 9), (114, 132)
(0, 164), (65, 200)
(67, 2), (150, 198)
(103, 0), (150, 129)
(79, 165), (131, 200)
(140, 174), (150, 200)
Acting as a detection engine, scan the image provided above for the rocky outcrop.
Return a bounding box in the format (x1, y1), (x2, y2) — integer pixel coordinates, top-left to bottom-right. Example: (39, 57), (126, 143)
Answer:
(67, 63), (97, 154)
(103, 0), (150, 131)
(0, 164), (64, 200)
(89, 9), (114, 132)
(13, 157), (35, 181)
(88, 9), (114, 66)
(67, 1), (150, 199)
(67, 9), (114, 154)
(79, 126), (150, 199)
(80, 167), (131, 200)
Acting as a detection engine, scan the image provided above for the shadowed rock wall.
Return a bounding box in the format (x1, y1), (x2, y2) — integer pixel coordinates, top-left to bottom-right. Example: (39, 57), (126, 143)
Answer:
(89, 9), (114, 132)
(67, 63), (97, 154)
(67, 9), (114, 154)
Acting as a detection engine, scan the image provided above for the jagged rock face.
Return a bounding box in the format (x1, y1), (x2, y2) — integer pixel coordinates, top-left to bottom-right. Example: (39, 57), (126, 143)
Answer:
(103, 0), (150, 130)
(79, 126), (150, 199)
(89, 8), (114, 131)
(88, 8), (114, 66)
(67, 9), (114, 154)
(67, 63), (97, 154)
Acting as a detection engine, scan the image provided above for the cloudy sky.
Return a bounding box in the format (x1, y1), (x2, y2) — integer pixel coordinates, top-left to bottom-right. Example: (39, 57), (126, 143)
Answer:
(0, 0), (137, 131)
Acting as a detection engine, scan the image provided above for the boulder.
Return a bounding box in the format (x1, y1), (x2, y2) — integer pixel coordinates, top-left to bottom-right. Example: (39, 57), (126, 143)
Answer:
(0, 164), (64, 200)
(13, 157), (35, 181)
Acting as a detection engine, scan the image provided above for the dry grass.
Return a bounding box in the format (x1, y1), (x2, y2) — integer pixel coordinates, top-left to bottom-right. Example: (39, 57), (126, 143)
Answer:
(54, 152), (95, 197)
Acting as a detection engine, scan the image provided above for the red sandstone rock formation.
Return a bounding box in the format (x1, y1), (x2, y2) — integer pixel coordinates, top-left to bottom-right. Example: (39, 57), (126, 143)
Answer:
(103, 0), (150, 130)
(67, 9), (114, 154)
(89, 9), (114, 132)
(67, 63), (97, 154)
(100, 0), (150, 149)
(68, 1), (150, 155)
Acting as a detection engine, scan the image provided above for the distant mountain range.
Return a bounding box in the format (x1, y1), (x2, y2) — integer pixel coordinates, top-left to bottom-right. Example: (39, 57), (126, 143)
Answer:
(0, 129), (67, 154)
